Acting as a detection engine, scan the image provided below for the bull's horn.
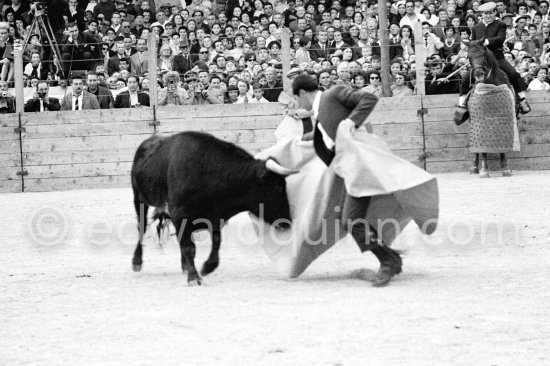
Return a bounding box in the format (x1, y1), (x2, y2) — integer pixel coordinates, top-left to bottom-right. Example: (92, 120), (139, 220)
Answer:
(265, 159), (297, 176)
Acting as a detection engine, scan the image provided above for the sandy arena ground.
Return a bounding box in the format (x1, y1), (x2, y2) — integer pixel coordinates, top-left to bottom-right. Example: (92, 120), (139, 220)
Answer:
(1, 171), (550, 366)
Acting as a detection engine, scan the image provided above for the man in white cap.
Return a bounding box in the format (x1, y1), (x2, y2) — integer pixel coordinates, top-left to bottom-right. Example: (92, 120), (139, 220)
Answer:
(457, 1), (531, 114)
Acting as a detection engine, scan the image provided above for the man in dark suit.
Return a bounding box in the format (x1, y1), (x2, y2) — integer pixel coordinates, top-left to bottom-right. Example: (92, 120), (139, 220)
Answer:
(114, 75), (150, 108)
(62, 0), (87, 32)
(61, 22), (101, 76)
(61, 76), (101, 110)
(172, 43), (193, 78)
(388, 23), (404, 60)
(86, 71), (114, 109)
(457, 2), (530, 113)
(24, 82), (61, 112)
(292, 75), (403, 287)
(308, 29), (330, 62)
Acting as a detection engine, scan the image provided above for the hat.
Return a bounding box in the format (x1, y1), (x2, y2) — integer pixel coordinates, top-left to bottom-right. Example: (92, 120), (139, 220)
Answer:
(515, 14), (529, 22)
(286, 67), (304, 79)
(478, 1), (496, 11)
(160, 2), (171, 8)
(320, 19), (333, 26)
(500, 12), (514, 19)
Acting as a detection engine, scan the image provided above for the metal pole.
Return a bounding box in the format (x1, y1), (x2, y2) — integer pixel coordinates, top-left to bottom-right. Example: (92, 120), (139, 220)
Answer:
(281, 27), (291, 95)
(378, 0), (392, 97)
(147, 32), (158, 107)
(413, 20), (426, 96)
(13, 49), (24, 113)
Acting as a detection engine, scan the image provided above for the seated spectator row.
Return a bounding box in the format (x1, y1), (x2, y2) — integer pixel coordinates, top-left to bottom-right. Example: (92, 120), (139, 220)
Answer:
(1, 0), (550, 114)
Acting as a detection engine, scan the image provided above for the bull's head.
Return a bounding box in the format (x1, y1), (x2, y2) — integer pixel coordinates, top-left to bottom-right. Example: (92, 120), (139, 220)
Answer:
(250, 158), (297, 230)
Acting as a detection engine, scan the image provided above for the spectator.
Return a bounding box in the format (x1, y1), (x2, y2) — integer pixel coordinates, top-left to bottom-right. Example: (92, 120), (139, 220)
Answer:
(391, 71), (414, 97)
(234, 79), (252, 103)
(425, 60), (459, 94)
(0, 22), (14, 83)
(207, 75), (225, 103)
(157, 44), (175, 72)
(400, 0), (427, 28)
(225, 84), (239, 103)
(123, 35), (136, 57)
(61, 76), (100, 110)
(114, 74), (150, 108)
(24, 81), (61, 112)
(173, 43), (192, 76)
(158, 70), (191, 105)
(440, 27), (460, 60)
(335, 62), (352, 85)
(251, 82), (269, 103)
(23, 52), (48, 81)
(93, 0), (117, 22)
(420, 21), (444, 58)
(262, 66), (283, 102)
(61, 22), (100, 75)
(130, 38), (149, 77)
(0, 80), (15, 113)
(107, 42), (130, 75)
(86, 71), (114, 109)
(527, 66), (550, 90)
(63, 0), (86, 32)
(363, 70), (386, 97)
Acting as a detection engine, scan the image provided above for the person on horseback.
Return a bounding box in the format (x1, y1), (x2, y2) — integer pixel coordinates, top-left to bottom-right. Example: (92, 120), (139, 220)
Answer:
(457, 1), (531, 114)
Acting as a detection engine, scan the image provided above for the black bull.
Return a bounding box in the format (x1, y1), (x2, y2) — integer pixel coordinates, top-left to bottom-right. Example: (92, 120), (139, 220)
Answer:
(131, 131), (295, 285)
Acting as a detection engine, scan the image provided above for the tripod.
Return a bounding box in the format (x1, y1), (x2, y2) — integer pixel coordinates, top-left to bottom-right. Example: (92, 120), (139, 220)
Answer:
(23, 12), (64, 79)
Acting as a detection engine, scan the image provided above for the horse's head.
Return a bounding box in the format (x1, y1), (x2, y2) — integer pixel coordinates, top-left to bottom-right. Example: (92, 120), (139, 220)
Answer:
(467, 40), (488, 74)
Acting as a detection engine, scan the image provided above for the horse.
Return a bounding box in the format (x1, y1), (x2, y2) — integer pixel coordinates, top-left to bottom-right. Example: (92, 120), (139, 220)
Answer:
(465, 40), (518, 178)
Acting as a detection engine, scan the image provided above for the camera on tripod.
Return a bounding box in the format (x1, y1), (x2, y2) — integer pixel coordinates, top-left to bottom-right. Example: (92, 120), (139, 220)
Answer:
(33, 1), (47, 16)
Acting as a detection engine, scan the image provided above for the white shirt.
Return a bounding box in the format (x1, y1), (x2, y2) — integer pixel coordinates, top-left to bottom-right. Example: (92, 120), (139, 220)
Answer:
(24, 63), (41, 78)
(312, 90), (335, 150)
(72, 93), (83, 110)
(129, 91), (139, 106)
(399, 13), (427, 29)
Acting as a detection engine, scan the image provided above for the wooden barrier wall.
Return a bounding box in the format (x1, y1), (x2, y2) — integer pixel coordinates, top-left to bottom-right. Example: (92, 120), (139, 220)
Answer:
(0, 91), (549, 193)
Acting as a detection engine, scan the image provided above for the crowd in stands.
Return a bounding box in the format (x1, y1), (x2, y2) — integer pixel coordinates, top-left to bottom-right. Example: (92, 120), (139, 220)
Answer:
(1, 0), (550, 112)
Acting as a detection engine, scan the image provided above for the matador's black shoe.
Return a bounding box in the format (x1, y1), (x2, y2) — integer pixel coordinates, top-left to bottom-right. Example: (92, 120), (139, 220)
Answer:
(371, 244), (403, 287)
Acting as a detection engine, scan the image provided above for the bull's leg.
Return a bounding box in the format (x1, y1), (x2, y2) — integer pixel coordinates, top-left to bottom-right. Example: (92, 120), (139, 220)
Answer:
(172, 212), (202, 285)
(201, 229), (221, 276)
(469, 153), (479, 174)
(501, 153), (512, 176)
(479, 153), (489, 178)
(132, 199), (149, 272)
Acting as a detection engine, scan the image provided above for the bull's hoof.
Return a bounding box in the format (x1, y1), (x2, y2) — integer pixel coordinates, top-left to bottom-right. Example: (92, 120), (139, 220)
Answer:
(502, 169), (512, 177)
(132, 262), (142, 272)
(200, 260), (219, 276)
(479, 169), (490, 178)
(469, 166), (479, 174)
